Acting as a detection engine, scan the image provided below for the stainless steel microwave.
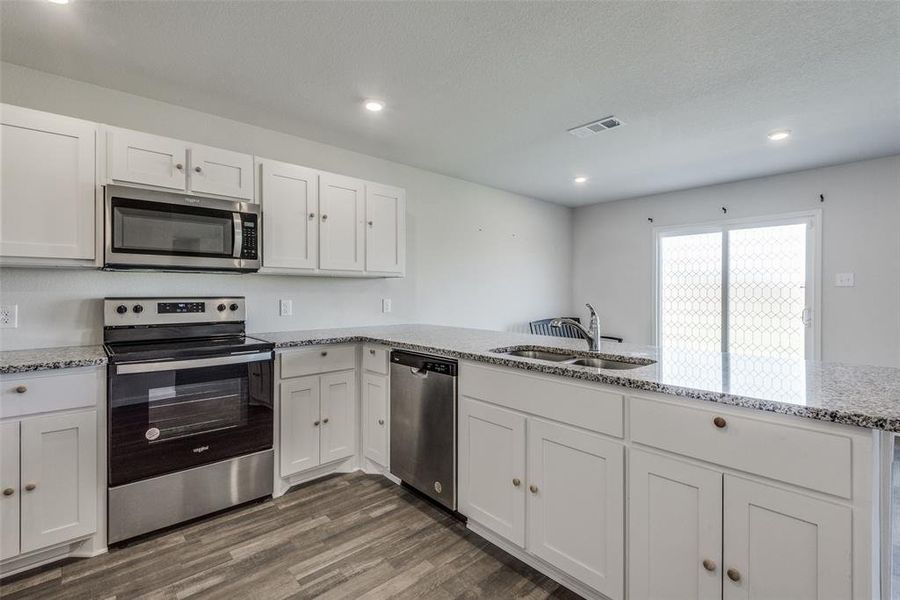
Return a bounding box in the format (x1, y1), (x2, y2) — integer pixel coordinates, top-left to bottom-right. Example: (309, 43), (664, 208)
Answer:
(104, 185), (260, 273)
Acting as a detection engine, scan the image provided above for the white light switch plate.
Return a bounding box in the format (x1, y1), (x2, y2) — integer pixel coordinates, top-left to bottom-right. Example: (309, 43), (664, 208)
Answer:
(0, 305), (18, 328)
(279, 299), (293, 316)
(382, 298), (392, 313)
(835, 273), (855, 287)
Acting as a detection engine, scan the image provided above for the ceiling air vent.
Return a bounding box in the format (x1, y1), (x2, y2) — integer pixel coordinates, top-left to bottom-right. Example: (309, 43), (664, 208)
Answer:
(567, 116), (624, 138)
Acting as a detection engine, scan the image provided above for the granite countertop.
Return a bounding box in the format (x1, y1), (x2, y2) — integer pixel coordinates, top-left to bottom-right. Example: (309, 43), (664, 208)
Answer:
(0, 345), (108, 374)
(256, 324), (900, 432)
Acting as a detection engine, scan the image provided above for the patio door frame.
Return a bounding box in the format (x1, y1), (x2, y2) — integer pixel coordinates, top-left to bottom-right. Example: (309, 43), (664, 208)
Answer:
(652, 209), (822, 360)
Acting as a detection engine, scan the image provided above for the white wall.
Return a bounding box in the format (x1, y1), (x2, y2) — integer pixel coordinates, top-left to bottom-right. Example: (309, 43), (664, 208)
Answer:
(572, 155), (900, 367)
(0, 63), (573, 350)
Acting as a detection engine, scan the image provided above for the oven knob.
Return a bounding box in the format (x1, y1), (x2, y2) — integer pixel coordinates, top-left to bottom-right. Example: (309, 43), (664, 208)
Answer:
(217, 303), (227, 312)
(133, 304), (144, 314)
(229, 303), (239, 311)
(116, 305), (128, 315)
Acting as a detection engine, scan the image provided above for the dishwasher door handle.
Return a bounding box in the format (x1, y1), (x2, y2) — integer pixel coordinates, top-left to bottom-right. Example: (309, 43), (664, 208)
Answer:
(409, 367), (429, 378)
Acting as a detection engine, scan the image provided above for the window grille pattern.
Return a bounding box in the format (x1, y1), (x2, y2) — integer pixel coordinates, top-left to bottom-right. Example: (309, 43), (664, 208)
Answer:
(659, 232), (722, 352)
(728, 224), (806, 358)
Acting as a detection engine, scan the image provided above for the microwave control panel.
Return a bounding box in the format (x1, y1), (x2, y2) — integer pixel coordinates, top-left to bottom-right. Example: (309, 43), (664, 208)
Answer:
(241, 218), (258, 260)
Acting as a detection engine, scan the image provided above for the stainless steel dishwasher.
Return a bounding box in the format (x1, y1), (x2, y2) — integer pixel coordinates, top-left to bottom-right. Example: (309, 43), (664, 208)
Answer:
(390, 350), (458, 510)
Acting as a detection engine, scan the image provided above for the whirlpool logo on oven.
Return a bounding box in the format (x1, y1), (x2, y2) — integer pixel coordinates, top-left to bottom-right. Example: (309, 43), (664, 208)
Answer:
(192, 445), (210, 454)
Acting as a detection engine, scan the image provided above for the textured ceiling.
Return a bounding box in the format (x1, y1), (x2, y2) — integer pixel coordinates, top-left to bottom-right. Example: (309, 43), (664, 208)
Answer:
(2, 1), (898, 206)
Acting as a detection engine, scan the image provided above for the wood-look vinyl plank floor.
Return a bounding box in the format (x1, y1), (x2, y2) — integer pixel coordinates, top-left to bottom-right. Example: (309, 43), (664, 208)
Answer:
(0, 472), (582, 600)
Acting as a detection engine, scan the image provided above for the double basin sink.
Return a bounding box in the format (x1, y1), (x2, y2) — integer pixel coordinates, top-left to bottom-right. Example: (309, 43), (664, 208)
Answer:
(492, 347), (655, 370)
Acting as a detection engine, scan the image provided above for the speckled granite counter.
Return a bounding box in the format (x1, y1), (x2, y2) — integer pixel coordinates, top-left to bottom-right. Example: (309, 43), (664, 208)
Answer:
(0, 345), (108, 374)
(256, 324), (900, 432)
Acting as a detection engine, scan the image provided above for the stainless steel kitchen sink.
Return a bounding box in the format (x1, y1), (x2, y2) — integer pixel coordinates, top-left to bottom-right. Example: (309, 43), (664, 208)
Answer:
(567, 357), (645, 370)
(491, 346), (655, 370)
(505, 349), (576, 362)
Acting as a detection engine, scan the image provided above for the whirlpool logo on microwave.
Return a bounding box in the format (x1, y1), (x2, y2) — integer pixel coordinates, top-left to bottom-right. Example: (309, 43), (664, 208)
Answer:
(192, 445), (210, 454)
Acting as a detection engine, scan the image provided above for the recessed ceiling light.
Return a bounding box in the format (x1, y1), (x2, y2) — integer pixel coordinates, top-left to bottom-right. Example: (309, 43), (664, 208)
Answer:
(364, 100), (384, 112)
(47, 0), (70, 4)
(574, 176), (588, 184)
(767, 129), (791, 141)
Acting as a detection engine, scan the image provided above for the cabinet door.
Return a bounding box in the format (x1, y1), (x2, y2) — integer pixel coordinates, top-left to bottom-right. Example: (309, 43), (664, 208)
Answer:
(527, 418), (624, 599)
(108, 127), (188, 190)
(365, 183), (405, 274)
(458, 397), (526, 547)
(1, 104), (96, 260)
(0, 421), (20, 561)
(189, 144), (254, 200)
(260, 160), (319, 270)
(19, 410), (97, 553)
(320, 370), (357, 463)
(319, 173), (364, 272)
(362, 372), (388, 466)
(279, 376), (321, 476)
(629, 450), (723, 600)
(723, 475), (851, 600)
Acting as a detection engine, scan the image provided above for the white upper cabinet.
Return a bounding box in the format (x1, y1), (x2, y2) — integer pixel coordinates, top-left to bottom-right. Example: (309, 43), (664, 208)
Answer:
(108, 127), (189, 191)
(1, 104), (96, 262)
(365, 183), (406, 274)
(260, 159), (319, 270)
(189, 143), (254, 200)
(107, 126), (254, 200)
(629, 450), (723, 600)
(723, 475), (852, 600)
(526, 418), (624, 599)
(319, 173), (365, 272)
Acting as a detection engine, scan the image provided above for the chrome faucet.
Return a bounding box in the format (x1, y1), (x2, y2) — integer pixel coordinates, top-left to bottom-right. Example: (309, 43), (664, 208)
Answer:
(551, 303), (601, 352)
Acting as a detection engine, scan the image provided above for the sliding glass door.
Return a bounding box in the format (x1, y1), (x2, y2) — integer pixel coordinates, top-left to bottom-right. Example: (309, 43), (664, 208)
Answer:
(656, 214), (818, 359)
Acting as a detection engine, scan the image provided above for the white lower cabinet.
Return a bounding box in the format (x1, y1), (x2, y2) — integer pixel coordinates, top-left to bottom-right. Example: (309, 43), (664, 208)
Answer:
(629, 449), (853, 600)
(362, 372), (389, 466)
(629, 449), (723, 600)
(723, 475), (851, 600)
(279, 368), (356, 478)
(459, 397), (527, 547)
(0, 409), (98, 560)
(459, 396), (624, 599)
(527, 418), (623, 598)
(0, 421), (20, 561)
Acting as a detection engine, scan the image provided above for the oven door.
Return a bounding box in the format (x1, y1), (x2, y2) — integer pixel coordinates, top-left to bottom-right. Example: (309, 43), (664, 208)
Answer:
(104, 186), (259, 272)
(108, 352), (273, 487)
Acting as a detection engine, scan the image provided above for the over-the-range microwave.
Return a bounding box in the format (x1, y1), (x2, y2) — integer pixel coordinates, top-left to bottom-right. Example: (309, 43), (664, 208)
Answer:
(104, 185), (260, 273)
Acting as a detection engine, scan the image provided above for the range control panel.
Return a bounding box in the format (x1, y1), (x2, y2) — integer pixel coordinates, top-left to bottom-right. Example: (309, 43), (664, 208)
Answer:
(103, 297), (246, 326)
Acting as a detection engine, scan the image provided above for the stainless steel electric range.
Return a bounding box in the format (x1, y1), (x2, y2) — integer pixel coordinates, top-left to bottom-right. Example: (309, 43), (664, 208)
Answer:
(103, 296), (274, 544)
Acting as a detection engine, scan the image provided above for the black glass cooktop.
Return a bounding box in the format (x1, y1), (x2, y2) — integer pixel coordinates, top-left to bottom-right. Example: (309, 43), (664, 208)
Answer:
(105, 335), (274, 363)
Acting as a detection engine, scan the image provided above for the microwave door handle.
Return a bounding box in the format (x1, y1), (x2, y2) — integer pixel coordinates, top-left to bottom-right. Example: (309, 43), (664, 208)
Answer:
(233, 213), (243, 259)
(115, 351), (272, 375)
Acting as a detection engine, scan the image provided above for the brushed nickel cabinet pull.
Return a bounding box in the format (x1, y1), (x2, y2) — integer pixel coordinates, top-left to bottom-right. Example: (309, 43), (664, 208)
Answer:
(309, 213), (315, 220)
(323, 417), (329, 424)
(2, 488), (13, 496)
(321, 351), (328, 356)
(529, 484), (538, 494)
(512, 478), (521, 487)
(321, 214), (328, 221)
(24, 482), (36, 492)
(313, 420), (320, 427)
(378, 419), (384, 425)
(15, 385), (27, 394)
(175, 163), (184, 171)
(702, 559), (717, 572)
(726, 568), (741, 582)
(369, 349), (376, 355)
(713, 416), (727, 429)
(367, 220), (374, 226)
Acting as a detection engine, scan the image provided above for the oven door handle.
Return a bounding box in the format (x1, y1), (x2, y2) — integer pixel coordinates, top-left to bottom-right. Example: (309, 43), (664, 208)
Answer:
(115, 351), (272, 375)
(232, 213), (243, 259)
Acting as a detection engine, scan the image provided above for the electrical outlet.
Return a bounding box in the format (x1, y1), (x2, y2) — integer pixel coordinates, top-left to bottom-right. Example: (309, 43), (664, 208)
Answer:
(835, 272), (855, 287)
(279, 299), (293, 317)
(382, 298), (392, 313)
(0, 305), (18, 328)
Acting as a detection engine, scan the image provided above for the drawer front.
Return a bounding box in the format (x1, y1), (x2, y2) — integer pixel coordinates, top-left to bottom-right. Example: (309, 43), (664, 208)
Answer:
(0, 368), (101, 419)
(362, 346), (388, 374)
(460, 362), (624, 438)
(280, 345), (356, 379)
(629, 396), (852, 498)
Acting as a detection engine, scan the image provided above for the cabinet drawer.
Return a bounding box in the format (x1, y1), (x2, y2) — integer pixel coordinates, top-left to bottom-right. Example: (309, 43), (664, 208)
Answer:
(460, 363), (623, 438)
(0, 368), (101, 419)
(280, 346), (356, 378)
(629, 396), (852, 498)
(362, 346), (388, 374)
